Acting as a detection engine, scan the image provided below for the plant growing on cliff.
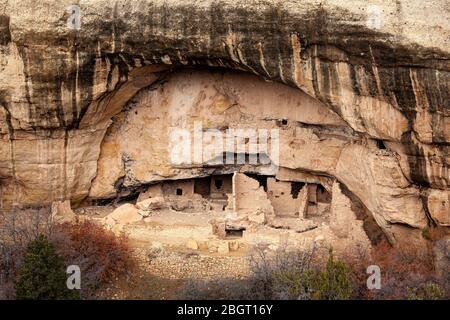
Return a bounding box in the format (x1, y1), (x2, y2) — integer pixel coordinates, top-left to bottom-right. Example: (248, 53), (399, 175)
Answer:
(14, 235), (77, 300)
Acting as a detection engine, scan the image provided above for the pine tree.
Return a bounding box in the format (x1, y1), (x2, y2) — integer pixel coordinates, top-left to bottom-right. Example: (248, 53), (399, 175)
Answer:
(15, 235), (78, 300)
(309, 249), (353, 300)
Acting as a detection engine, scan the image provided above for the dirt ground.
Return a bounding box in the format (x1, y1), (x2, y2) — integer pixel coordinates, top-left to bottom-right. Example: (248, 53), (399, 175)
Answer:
(79, 205), (349, 299)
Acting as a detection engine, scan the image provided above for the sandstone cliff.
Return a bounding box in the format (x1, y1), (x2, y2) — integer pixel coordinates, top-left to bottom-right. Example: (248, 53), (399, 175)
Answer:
(0, 0), (448, 244)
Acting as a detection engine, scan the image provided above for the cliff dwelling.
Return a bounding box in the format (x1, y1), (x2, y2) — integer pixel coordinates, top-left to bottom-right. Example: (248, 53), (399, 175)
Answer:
(1, 65), (447, 255)
(61, 67), (397, 254)
(0, 0), (448, 301)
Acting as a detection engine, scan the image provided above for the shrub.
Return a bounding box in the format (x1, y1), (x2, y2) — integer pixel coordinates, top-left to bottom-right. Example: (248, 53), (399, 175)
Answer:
(407, 282), (444, 300)
(304, 250), (352, 300)
(248, 244), (318, 300)
(273, 268), (311, 300)
(178, 246), (354, 300)
(14, 235), (78, 300)
(369, 240), (439, 299)
(51, 220), (134, 299)
(0, 207), (53, 299)
(344, 239), (449, 300)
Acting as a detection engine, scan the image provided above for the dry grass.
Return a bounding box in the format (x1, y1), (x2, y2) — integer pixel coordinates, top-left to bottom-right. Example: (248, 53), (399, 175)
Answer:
(51, 220), (135, 299)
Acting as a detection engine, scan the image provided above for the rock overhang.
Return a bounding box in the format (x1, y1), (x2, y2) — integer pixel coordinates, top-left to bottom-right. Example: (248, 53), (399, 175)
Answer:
(0, 0), (448, 245)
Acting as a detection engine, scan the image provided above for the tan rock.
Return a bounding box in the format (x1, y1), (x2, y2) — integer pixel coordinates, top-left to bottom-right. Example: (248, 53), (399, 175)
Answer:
(51, 200), (76, 224)
(427, 189), (450, 226)
(330, 182), (367, 243)
(217, 242), (229, 254)
(136, 196), (166, 212)
(228, 240), (240, 252)
(103, 203), (142, 227)
(248, 208), (267, 225)
(0, 0), (448, 250)
(186, 239), (199, 250)
(210, 218), (227, 239)
(297, 186), (309, 218)
(137, 184), (164, 202)
(207, 241), (219, 253)
(335, 144), (428, 241)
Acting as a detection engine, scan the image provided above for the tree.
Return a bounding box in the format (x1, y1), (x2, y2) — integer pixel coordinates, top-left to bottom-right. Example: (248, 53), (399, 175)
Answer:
(14, 235), (78, 300)
(305, 249), (353, 300)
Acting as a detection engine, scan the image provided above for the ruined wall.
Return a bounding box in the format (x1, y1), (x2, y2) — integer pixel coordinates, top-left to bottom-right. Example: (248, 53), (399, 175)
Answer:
(267, 178), (300, 217)
(234, 173), (275, 224)
(162, 180), (195, 197)
(210, 175), (232, 199)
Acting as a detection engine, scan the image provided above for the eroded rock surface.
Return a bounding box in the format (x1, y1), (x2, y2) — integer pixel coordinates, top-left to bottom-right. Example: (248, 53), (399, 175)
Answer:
(0, 0), (448, 246)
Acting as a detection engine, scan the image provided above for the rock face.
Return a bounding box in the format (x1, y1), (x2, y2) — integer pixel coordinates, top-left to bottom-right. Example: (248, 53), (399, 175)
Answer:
(51, 200), (76, 224)
(330, 182), (370, 244)
(0, 1), (448, 245)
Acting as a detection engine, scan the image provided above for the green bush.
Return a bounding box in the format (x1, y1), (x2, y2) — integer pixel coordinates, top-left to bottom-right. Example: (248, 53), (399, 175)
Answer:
(14, 235), (78, 300)
(305, 250), (353, 300)
(407, 282), (444, 300)
(273, 269), (311, 300)
(267, 248), (352, 300)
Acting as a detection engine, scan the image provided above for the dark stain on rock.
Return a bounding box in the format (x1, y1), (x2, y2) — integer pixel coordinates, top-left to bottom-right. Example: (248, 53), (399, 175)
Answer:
(401, 131), (431, 187)
(349, 64), (361, 96)
(70, 48), (79, 124)
(376, 65), (432, 186)
(417, 68), (450, 144)
(0, 90), (13, 138)
(0, 15), (11, 45)
(6, 3), (450, 141)
(340, 183), (388, 245)
(15, 47), (35, 126)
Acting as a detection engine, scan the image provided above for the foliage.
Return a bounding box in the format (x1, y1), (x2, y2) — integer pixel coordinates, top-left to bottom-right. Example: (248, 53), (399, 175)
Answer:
(179, 246), (353, 300)
(0, 208), (53, 299)
(304, 250), (352, 300)
(14, 235), (78, 300)
(248, 244), (318, 300)
(51, 220), (134, 299)
(407, 282), (444, 300)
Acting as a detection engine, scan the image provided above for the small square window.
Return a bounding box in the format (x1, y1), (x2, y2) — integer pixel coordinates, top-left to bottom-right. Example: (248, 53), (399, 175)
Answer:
(215, 179), (223, 190)
(176, 188), (183, 196)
